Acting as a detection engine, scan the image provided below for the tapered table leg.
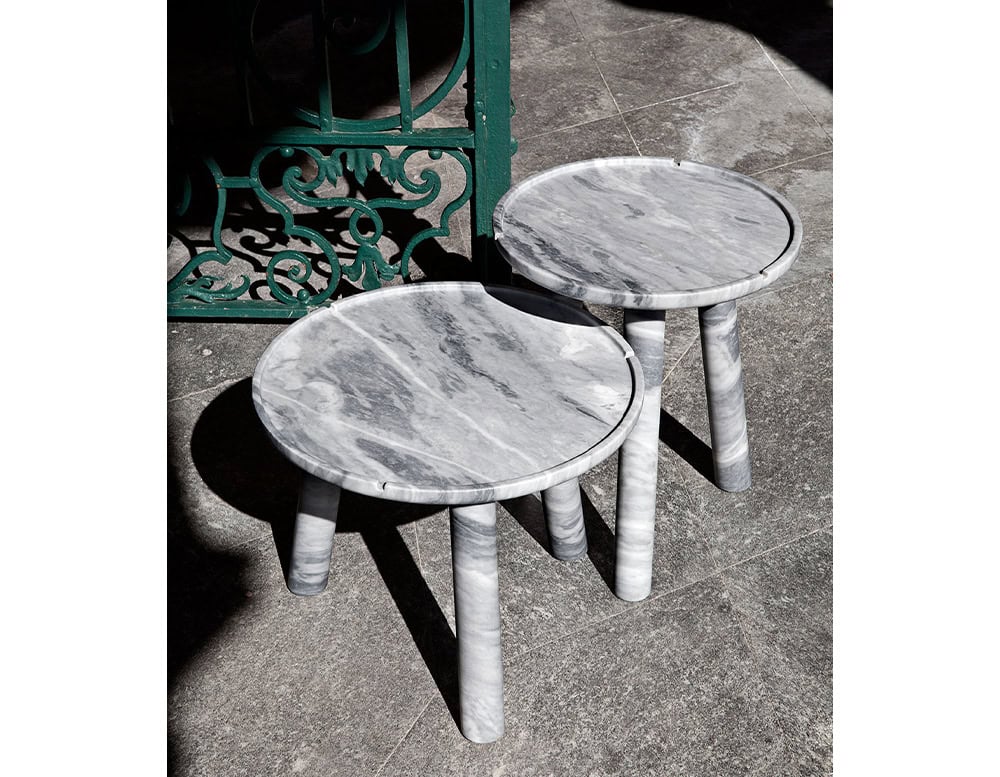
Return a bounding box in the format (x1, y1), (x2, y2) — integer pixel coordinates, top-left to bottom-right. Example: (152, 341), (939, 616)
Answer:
(287, 473), (341, 596)
(614, 308), (666, 602)
(450, 502), (505, 743)
(699, 300), (752, 492)
(541, 478), (587, 560)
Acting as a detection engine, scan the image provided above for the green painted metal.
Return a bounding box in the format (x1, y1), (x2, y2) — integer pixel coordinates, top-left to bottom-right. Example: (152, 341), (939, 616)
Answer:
(168, 0), (513, 319)
(469, 0), (513, 284)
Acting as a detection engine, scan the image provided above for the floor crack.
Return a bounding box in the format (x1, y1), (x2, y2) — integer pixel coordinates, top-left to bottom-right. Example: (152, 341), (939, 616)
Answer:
(168, 377), (242, 404)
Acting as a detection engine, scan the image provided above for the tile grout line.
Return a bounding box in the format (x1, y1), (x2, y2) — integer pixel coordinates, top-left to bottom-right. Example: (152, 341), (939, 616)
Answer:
(507, 600), (638, 663)
(715, 569), (793, 752)
(517, 7), (675, 58)
(516, 111), (620, 144)
(753, 36), (832, 144)
(661, 331), (700, 386)
(508, 525), (830, 664)
(750, 149), (832, 177)
(620, 82), (739, 118)
(168, 377), (242, 404)
(411, 522), (424, 573)
(561, 0), (586, 41)
(695, 526), (833, 589)
(585, 46), (643, 155)
(515, 81), (739, 145)
(372, 696), (434, 777)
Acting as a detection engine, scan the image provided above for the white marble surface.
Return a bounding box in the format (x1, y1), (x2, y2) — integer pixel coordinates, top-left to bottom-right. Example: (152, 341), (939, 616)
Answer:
(493, 157), (802, 309)
(451, 502), (505, 742)
(614, 309), (666, 601)
(253, 282), (643, 504)
(699, 301), (752, 491)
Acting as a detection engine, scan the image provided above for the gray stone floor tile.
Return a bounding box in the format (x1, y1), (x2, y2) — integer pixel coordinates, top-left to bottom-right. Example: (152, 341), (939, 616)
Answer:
(511, 114), (637, 183)
(169, 524), (446, 777)
(579, 450), (718, 597)
(589, 17), (769, 112)
(380, 577), (788, 776)
(412, 504), (623, 656)
(662, 276), (832, 568)
(168, 321), (288, 401)
(413, 54), (474, 131)
(623, 69), (831, 175)
(755, 152), (833, 291)
(511, 41), (619, 139)
(565, 0), (684, 40)
(408, 448), (717, 661)
(511, 0), (584, 58)
(169, 383), (287, 550)
(722, 531), (833, 776)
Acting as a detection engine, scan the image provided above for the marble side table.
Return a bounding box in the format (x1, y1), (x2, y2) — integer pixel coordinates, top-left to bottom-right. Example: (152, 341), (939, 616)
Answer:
(493, 157), (802, 602)
(252, 282), (643, 743)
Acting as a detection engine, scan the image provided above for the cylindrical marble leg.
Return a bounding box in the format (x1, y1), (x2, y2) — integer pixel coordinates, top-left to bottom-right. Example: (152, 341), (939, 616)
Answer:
(615, 308), (667, 602)
(699, 300), (752, 492)
(541, 478), (587, 561)
(287, 474), (341, 596)
(450, 502), (505, 743)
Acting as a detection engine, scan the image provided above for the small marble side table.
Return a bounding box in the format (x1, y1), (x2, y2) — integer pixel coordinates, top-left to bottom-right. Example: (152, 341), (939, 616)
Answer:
(493, 157), (802, 602)
(252, 282), (642, 743)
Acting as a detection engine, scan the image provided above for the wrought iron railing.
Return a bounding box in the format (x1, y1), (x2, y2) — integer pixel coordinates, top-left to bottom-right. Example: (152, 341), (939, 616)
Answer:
(168, 0), (512, 318)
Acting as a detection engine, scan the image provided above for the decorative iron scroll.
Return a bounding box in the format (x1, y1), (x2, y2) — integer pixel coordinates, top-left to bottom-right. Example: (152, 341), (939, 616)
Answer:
(168, 145), (473, 309)
(168, 0), (512, 319)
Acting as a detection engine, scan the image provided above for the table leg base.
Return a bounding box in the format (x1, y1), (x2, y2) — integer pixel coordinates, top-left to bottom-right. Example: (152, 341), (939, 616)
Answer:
(287, 474), (341, 596)
(699, 301), (752, 493)
(614, 309), (666, 602)
(542, 478), (587, 561)
(451, 502), (505, 743)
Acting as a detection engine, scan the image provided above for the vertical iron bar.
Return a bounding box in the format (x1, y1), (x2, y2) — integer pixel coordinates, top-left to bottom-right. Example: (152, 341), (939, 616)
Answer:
(315, 0), (334, 132)
(394, 0), (414, 132)
(469, 0), (512, 283)
(230, 0), (256, 126)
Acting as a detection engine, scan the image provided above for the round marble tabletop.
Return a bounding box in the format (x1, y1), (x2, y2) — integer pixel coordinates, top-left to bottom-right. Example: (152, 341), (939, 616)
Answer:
(493, 157), (803, 309)
(253, 283), (643, 505)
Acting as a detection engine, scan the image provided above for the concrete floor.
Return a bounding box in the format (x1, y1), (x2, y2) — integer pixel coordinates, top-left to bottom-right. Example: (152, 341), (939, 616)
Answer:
(168, 1), (832, 774)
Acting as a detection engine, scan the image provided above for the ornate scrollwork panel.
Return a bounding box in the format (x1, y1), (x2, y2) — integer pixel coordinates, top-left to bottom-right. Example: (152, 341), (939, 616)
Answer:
(168, 146), (473, 309)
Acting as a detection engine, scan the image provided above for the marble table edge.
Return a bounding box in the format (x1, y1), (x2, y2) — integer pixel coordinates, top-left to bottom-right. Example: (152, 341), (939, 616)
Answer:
(250, 281), (647, 506)
(251, 354), (644, 506)
(493, 155), (804, 310)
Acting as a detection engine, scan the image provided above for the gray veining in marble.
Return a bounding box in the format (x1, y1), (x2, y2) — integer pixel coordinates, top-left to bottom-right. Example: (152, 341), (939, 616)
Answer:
(699, 300), (752, 492)
(451, 502), (505, 743)
(253, 283), (643, 505)
(494, 157), (802, 310)
(614, 308), (666, 602)
(496, 157), (805, 601)
(287, 474), (341, 595)
(541, 478), (587, 561)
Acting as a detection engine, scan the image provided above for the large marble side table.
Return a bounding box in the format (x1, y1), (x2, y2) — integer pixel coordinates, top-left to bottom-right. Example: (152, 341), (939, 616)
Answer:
(252, 282), (643, 743)
(493, 157), (803, 602)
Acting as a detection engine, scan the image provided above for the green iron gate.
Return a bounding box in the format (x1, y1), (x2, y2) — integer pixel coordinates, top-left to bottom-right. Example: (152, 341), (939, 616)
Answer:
(168, 0), (513, 318)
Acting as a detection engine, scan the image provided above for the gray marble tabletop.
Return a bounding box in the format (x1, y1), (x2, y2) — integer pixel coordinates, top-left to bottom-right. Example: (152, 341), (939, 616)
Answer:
(493, 157), (803, 309)
(253, 282), (643, 505)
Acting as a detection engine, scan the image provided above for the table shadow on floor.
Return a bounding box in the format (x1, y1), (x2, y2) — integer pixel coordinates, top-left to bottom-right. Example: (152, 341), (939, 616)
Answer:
(186, 377), (463, 727)
(659, 407), (715, 484)
(502, 487), (617, 592)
